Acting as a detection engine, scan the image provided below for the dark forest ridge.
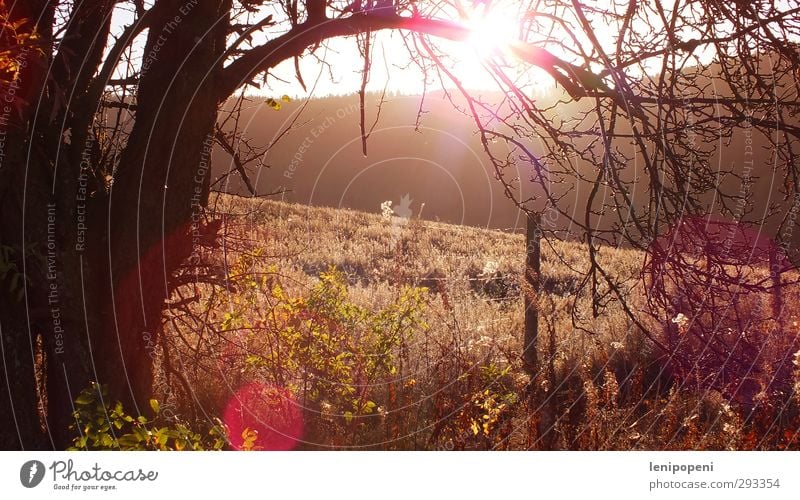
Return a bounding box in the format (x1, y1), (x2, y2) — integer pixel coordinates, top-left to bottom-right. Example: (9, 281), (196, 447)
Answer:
(213, 86), (796, 244)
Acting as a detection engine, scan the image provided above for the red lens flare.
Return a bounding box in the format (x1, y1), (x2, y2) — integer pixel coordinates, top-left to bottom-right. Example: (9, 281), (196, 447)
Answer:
(223, 383), (303, 451)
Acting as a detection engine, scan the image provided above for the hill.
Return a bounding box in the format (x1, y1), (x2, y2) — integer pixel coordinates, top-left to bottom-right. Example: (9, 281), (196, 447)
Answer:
(211, 79), (800, 250)
(212, 91), (534, 231)
(160, 194), (800, 450)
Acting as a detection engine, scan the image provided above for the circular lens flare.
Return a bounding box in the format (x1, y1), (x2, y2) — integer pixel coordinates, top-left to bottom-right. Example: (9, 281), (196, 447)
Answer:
(224, 383), (303, 451)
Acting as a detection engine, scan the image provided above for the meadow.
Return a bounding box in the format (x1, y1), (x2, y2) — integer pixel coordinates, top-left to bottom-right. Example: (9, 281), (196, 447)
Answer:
(146, 194), (800, 450)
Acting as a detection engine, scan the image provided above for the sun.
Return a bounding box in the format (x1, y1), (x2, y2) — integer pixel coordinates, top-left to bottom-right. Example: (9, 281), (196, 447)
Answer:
(438, 2), (525, 89)
(463, 6), (518, 59)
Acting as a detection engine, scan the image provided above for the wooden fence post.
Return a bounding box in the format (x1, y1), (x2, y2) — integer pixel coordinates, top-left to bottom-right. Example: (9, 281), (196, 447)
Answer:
(769, 244), (783, 327)
(523, 212), (541, 374)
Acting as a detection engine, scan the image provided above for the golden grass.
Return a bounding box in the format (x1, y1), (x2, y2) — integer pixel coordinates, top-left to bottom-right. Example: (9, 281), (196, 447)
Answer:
(159, 194), (800, 450)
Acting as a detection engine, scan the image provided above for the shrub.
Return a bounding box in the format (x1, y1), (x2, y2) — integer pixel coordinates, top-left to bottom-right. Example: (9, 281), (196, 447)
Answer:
(642, 216), (800, 443)
(69, 383), (226, 450)
(212, 262), (430, 448)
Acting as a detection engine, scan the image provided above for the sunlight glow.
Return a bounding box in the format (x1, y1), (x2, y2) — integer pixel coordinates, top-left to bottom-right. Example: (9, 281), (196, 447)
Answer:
(425, 2), (530, 91)
(464, 6), (518, 59)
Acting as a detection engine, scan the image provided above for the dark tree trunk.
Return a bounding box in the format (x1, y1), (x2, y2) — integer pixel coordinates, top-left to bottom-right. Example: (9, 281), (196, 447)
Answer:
(0, 0), (122, 449)
(0, 0), (61, 450)
(44, 0), (119, 450)
(103, 0), (229, 414)
(0, 0), (230, 449)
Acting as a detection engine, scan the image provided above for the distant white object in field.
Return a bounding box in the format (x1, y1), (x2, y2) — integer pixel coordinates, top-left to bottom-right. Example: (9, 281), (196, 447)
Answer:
(380, 195), (413, 222)
(380, 200), (393, 221)
(382, 194), (414, 246)
(671, 313), (689, 331)
(482, 260), (499, 276)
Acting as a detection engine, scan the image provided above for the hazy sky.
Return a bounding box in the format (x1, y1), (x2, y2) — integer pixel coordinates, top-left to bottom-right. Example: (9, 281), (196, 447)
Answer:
(107, 1), (554, 99)
(105, 1), (721, 100)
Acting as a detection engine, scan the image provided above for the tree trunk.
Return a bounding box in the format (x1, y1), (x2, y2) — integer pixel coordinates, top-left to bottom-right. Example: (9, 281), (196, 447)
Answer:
(0, 0), (230, 448)
(103, 0), (229, 415)
(0, 0), (64, 450)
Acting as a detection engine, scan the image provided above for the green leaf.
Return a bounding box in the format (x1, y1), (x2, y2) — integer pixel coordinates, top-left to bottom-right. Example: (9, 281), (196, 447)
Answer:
(362, 401), (376, 414)
(149, 399), (160, 415)
(74, 435), (88, 449)
(99, 433), (114, 448)
(117, 434), (141, 449)
(132, 426), (149, 442)
(75, 392), (94, 405)
(156, 428), (170, 447)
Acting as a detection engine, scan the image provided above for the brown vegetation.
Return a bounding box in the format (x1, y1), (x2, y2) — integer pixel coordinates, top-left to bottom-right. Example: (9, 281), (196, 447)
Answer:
(158, 195), (800, 450)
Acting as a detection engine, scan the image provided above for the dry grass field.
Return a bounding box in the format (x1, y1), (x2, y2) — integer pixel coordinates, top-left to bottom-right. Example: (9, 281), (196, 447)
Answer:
(155, 194), (800, 450)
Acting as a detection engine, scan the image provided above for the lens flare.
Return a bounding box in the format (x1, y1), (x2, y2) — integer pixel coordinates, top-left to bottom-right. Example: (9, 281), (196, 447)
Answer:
(223, 383), (303, 451)
(464, 6), (518, 59)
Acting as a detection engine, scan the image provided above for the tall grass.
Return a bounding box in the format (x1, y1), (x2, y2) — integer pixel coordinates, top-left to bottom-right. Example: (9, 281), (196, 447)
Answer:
(158, 194), (800, 450)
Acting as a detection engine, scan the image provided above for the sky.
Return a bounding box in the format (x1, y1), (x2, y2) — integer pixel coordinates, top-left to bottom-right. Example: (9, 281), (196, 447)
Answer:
(106, 1), (555, 100)
(103, 0), (733, 101)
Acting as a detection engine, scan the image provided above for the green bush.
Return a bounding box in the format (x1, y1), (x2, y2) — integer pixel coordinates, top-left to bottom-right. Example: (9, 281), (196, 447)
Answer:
(216, 261), (430, 447)
(69, 382), (227, 450)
